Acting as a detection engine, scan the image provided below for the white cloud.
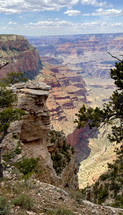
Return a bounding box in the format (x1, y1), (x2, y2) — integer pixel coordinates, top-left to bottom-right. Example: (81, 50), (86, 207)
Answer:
(111, 23), (123, 27)
(26, 20), (73, 28)
(81, 21), (100, 28)
(81, 0), (107, 7)
(81, 21), (123, 29)
(23, 19), (76, 35)
(0, 0), (79, 14)
(25, 19), (123, 32)
(8, 21), (17, 25)
(82, 8), (122, 16)
(64, 9), (81, 16)
(92, 8), (122, 16)
(4, 19), (123, 35)
(25, 19), (123, 30)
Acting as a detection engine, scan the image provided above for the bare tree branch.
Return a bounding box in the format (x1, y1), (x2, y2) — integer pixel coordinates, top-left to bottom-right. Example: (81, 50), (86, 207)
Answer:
(0, 62), (9, 70)
(108, 52), (123, 62)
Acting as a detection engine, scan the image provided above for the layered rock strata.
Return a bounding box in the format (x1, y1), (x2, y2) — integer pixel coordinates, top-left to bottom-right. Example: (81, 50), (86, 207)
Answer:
(36, 60), (87, 135)
(0, 35), (42, 79)
(29, 33), (123, 78)
(2, 80), (78, 189)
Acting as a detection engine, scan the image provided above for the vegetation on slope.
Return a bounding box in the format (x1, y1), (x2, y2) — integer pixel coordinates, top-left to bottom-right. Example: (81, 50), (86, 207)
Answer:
(75, 58), (123, 207)
(83, 146), (123, 207)
(47, 130), (75, 175)
(0, 71), (27, 177)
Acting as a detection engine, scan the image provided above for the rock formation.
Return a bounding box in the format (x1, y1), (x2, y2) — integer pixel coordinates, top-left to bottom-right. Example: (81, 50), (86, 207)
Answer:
(0, 35), (42, 79)
(2, 80), (78, 190)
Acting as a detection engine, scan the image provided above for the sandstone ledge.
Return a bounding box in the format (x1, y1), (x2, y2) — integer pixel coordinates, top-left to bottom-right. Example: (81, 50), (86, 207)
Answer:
(11, 80), (51, 96)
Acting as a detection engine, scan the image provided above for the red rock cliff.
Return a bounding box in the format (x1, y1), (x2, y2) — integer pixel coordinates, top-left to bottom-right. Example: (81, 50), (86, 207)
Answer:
(0, 35), (42, 79)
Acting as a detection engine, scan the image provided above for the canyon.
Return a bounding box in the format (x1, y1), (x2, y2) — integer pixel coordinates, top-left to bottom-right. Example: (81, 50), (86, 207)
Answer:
(0, 34), (123, 189)
(28, 33), (123, 188)
(35, 59), (87, 135)
(28, 33), (123, 79)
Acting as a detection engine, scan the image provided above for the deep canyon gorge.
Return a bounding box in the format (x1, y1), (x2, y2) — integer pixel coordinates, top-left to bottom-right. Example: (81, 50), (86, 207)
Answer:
(0, 33), (123, 189)
(28, 33), (123, 188)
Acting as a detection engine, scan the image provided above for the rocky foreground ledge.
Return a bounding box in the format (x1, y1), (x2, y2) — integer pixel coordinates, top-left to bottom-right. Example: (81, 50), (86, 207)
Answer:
(1, 169), (123, 215)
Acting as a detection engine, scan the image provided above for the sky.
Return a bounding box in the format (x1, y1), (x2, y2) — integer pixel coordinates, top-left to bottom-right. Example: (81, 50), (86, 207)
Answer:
(0, 0), (123, 36)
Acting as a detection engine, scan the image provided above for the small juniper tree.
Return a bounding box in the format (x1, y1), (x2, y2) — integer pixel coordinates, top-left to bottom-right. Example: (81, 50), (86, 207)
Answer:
(0, 70), (26, 178)
(1, 71), (27, 86)
(74, 59), (123, 144)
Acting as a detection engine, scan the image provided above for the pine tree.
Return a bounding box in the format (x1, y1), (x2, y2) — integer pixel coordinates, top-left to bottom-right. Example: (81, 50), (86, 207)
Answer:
(74, 60), (123, 144)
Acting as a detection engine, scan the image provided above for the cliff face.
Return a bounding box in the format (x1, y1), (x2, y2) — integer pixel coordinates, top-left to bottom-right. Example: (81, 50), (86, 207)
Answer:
(36, 58), (87, 135)
(0, 35), (42, 79)
(2, 80), (78, 190)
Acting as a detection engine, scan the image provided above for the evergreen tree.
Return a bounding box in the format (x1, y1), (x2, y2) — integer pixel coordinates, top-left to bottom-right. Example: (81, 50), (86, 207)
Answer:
(74, 60), (123, 143)
(0, 70), (26, 178)
(1, 71), (27, 86)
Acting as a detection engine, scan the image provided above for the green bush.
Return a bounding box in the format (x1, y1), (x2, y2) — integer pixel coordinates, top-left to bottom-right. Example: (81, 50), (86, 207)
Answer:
(110, 165), (118, 178)
(12, 194), (34, 210)
(97, 186), (109, 204)
(110, 181), (120, 192)
(0, 197), (10, 215)
(3, 141), (21, 163)
(51, 152), (62, 174)
(15, 157), (39, 175)
(50, 137), (56, 143)
(14, 141), (21, 155)
(71, 147), (75, 154)
(111, 193), (123, 208)
(99, 173), (109, 181)
(63, 142), (68, 152)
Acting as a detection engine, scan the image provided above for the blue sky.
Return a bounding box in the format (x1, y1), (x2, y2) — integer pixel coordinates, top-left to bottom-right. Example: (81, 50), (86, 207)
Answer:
(0, 0), (123, 36)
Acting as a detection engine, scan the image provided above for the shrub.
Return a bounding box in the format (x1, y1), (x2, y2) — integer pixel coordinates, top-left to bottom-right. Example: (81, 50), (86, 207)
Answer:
(15, 157), (39, 175)
(3, 141), (21, 164)
(12, 194), (34, 210)
(63, 142), (68, 152)
(110, 165), (118, 178)
(14, 141), (21, 155)
(71, 147), (75, 154)
(50, 137), (56, 143)
(110, 193), (123, 208)
(51, 152), (62, 174)
(99, 173), (109, 181)
(97, 186), (109, 204)
(0, 197), (10, 215)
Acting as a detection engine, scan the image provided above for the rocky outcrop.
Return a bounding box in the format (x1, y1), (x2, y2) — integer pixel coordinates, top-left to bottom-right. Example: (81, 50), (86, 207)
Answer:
(0, 35), (42, 79)
(1, 173), (123, 215)
(2, 80), (78, 190)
